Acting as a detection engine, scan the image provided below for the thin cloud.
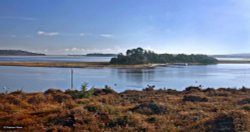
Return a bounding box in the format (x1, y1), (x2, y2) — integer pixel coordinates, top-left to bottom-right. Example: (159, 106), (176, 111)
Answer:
(100, 34), (114, 38)
(45, 47), (124, 55)
(24, 35), (32, 38)
(37, 31), (59, 36)
(80, 33), (92, 37)
(80, 33), (86, 36)
(0, 16), (36, 21)
(10, 35), (16, 38)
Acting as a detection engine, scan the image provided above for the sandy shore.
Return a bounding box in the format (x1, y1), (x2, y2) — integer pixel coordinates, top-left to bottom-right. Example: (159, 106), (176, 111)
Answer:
(0, 60), (249, 69)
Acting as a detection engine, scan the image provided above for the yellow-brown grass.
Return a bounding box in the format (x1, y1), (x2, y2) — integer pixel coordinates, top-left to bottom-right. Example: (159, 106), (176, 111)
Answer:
(0, 87), (249, 131)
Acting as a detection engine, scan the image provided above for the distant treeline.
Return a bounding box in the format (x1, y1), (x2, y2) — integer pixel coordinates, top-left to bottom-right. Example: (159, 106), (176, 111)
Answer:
(86, 53), (117, 57)
(0, 50), (45, 56)
(110, 47), (218, 65)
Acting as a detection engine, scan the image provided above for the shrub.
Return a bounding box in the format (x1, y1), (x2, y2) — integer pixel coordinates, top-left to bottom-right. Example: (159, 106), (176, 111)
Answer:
(65, 83), (95, 99)
(47, 114), (76, 127)
(130, 103), (167, 115)
(9, 89), (24, 95)
(182, 95), (208, 102)
(27, 94), (47, 104)
(85, 105), (98, 113)
(103, 85), (116, 94)
(65, 89), (81, 99)
(238, 98), (250, 105)
(185, 86), (201, 92)
(205, 115), (235, 131)
(143, 85), (155, 91)
(93, 87), (117, 96)
(44, 89), (63, 94)
(146, 117), (157, 124)
(81, 82), (88, 92)
(107, 116), (130, 128)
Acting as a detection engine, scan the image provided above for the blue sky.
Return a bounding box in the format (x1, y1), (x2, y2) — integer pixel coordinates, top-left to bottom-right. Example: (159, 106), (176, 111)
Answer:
(0, 0), (250, 55)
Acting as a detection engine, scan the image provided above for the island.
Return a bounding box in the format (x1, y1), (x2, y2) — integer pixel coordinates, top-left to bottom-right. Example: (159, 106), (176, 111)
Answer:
(0, 50), (45, 56)
(110, 47), (218, 65)
(0, 48), (219, 68)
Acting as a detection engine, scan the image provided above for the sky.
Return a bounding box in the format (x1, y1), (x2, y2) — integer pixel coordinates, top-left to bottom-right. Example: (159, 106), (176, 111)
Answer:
(0, 0), (250, 55)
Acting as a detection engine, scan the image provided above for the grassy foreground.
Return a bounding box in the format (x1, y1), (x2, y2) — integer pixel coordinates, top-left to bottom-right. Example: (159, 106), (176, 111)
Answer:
(0, 86), (250, 131)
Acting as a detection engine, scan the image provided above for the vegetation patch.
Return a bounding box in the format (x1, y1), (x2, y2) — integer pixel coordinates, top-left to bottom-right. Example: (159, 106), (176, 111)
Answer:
(47, 114), (76, 127)
(205, 115), (235, 131)
(183, 95), (208, 102)
(238, 98), (250, 105)
(0, 87), (250, 131)
(130, 103), (167, 115)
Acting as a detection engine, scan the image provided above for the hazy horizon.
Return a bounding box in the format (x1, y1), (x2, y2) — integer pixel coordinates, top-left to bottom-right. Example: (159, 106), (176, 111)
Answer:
(1, 0), (250, 55)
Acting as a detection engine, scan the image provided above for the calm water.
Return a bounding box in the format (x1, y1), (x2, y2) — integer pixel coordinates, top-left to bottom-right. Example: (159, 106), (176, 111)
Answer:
(0, 64), (250, 93)
(0, 56), (112, 62)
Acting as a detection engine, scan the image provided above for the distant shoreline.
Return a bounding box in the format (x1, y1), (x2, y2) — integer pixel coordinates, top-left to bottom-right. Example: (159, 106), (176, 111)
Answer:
(0, 50), (45, 56)
(218, 60), (250, 64)
(0, 60), (249, 68)
(0, 62), (159, 68)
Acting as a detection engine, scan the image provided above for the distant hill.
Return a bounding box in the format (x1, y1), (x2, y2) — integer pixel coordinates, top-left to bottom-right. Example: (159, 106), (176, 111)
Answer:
(0, 50), (45, 56)
(212, 53), (250, 58)
(86, 53), (117, 57)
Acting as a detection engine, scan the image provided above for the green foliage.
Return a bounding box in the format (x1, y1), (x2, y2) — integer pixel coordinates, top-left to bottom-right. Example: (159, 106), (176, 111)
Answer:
(65, 83), (94, 99)
(103, 85), (116, 94)
(80, 83), (94, 98)
(110, 47), (218, 65)
(81, 82), (88, 92)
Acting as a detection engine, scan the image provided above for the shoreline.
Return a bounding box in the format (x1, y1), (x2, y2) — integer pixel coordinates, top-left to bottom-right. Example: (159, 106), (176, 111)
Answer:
(0, 60), (249, 68)
(217, 60), (250, 64)
(0, 62), (160, 68)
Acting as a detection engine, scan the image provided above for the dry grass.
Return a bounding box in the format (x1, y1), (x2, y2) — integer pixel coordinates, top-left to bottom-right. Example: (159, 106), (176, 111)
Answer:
(0, 87), (250, 131)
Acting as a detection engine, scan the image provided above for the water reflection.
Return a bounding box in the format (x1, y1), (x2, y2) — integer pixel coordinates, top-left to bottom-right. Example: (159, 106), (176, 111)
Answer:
(116, 68), (155, 85)
(1, 64), (250, 93)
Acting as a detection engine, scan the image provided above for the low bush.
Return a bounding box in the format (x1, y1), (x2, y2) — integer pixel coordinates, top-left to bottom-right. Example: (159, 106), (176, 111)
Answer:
(47, 114), (76, 127)
(143, 85), (155, 91)
(183, 95), (208, 102)
(238, 98), (250, 105)
(130, 103), (167, 115)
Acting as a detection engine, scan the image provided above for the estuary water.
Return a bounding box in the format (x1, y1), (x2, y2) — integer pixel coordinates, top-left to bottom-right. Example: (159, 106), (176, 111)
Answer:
(0, 55), (113, 62)
(0, 62), (250, 92)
